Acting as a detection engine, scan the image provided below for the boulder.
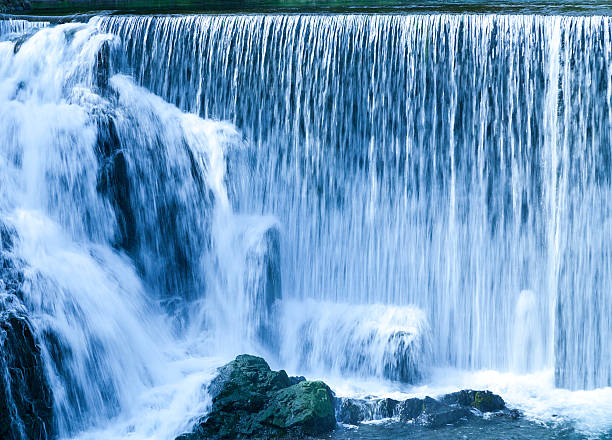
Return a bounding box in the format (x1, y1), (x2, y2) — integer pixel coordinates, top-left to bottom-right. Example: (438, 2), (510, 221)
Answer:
(177, 354), (336, 439)
(440, 389), (506, 412)
(415, 397), (472, 428)
(257, 380), (336, 435)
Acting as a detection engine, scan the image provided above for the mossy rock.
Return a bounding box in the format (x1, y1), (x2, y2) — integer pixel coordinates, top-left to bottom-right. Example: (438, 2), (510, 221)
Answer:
(258, 380), (336, 435)
(473, 390), (505, 412)
(441, 389), (505, 413)
(177, 355), (336, 439)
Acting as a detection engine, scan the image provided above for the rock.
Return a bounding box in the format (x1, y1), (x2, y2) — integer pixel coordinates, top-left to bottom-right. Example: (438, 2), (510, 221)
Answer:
(95, 40), (112, 93)
(509, 408), (521, 419)
(285, 301), (431, 384)
(243, 225), (282, 350)
(398, 397), (424, 421)
(289, 375), (306, 385)
(473, 390), (506, 412)
(0, 230), (54, 440)
(397, 390), (507, 428)
(337, 397), (399, 425)
(337, 398), (366, 425)
(416, 397), (472, 428)
(440, 389), (506, 412)
(0, 223), (14, 251)
(257, 380), (336, 435)
(0, 294), (54, 440)
(383, 330), (428, 382)
(177, 354), (336, 439)
(376, 397), (399, 418)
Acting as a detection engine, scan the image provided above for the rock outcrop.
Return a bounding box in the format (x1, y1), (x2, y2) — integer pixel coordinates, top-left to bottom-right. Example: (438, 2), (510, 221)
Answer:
(177, 355), (336, 439)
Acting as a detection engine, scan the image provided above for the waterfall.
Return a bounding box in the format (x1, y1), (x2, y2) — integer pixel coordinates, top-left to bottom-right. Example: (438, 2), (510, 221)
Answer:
(3, 11), (612, 439)
(0, 20), (267, 438)
(0, 18), (47, 36)
(99, 14), (612, 390)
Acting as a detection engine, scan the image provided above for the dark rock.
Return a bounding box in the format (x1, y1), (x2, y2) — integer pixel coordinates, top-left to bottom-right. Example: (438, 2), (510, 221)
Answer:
(0, 231), (54, 440)
(244, 225), (282, 350)
(92, 102), (215, 312)
(257, 380), (336, 435)
(0, 294), (54, 440)
(473, 390), (506, 412)
(178, 354), (336, 439)
(397, 390), (507, 428)
(398, 397), (424, 421)
(376, 398), (399, 418)
(337, 397), (399, 425)
(0, 223), (14, 251)
(95, 40), (112, 93)
(207, 354), (291, 413)
(383, 330), (426, 383)
(441, 389), (505, 412)
(416, 397), (472, 428)
(509, 408), (521, 419)
(0, 255), (24, 300)
(289, 375), (306, 385)
(440, 389), (476, 407)
(337, 398), (366, 425)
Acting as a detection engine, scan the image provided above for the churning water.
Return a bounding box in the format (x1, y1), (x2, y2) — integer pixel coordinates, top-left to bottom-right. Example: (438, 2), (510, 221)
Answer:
(3, 12), (612, 439)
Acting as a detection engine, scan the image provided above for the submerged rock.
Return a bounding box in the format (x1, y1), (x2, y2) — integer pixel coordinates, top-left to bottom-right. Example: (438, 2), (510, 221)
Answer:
(177, 354), (336, 439)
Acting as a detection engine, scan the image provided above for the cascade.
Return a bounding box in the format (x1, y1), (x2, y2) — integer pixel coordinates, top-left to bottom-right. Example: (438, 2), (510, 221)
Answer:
(0, 20), (268, 438)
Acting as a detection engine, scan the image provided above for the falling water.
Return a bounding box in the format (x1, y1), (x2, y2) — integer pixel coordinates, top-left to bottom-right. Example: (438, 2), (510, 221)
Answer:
(0, 20), (267, 439)
(100, 14), (612, 390)
(3, 11), (612, 440)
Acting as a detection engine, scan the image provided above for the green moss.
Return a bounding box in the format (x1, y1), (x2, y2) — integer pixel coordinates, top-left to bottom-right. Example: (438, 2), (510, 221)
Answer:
(473, 391), (505, 412)
(259, 380), (336, 435)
